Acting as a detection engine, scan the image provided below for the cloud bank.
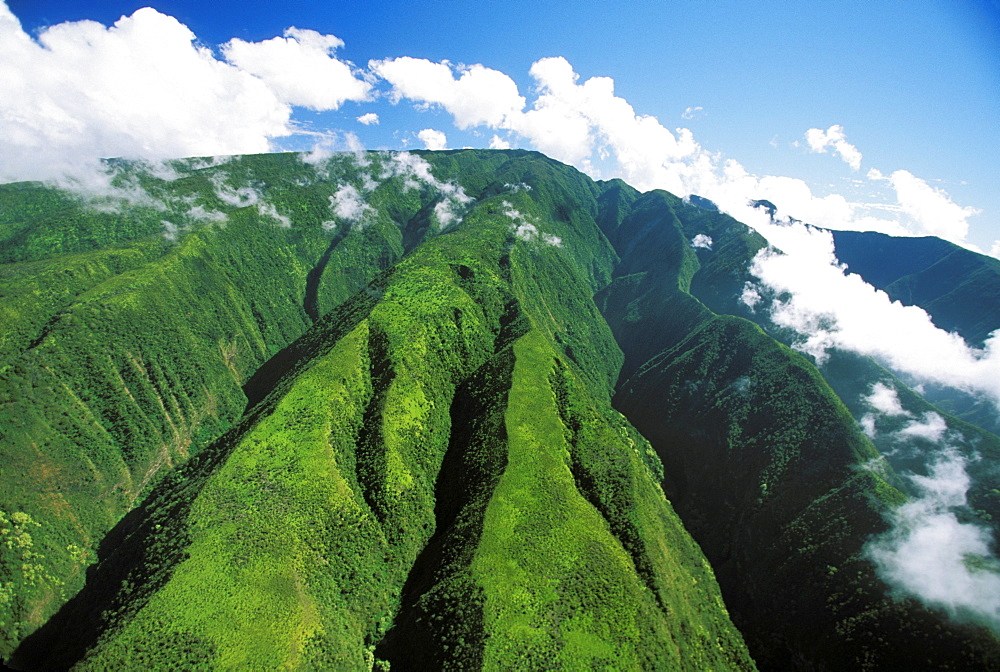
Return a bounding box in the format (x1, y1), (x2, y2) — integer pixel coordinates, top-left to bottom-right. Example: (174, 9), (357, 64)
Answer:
(741, 220), (1000, 408)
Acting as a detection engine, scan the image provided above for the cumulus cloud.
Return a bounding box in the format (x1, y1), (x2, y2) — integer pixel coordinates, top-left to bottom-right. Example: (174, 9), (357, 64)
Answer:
(489, 134), (511, 150)
(741, 220), (1000, 408)
(221, 27), (371, 111)
(805, 124), (863, 171)
(690, 233), (713, 250)
(357, 112), (379, 125)
(418, 128), (448, 150)
(869, 168), (981, 242)
(867, 448), (1000, 631)
(371, 57), (525, 130)
(0, 3), (292, 183)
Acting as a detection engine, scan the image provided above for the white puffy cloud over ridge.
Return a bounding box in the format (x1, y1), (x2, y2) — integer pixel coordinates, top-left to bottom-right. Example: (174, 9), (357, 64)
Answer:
(0, 3), (368, 184)
(0, 1), (984, 254)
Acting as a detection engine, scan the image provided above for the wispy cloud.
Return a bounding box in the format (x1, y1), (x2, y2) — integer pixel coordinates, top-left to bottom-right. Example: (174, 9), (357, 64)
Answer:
(357, 112), (379, 125)
(329, 183), (375, 227)
(868, 168), (981, 242)
(867, 446), (1000, 632)
(501, 200), (562, 247)
(866, 382), (909, 417)
(681, 106), (704, 120)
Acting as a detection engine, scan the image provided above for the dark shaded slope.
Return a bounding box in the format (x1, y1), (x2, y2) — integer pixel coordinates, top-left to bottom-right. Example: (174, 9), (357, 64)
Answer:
(831, 230), (1000, 348)
(598, 189), (1000, 670)
(616, 317), (1000, 670)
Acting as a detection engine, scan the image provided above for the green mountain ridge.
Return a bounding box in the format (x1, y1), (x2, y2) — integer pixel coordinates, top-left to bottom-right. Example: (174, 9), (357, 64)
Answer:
(1, 149), (998, 670)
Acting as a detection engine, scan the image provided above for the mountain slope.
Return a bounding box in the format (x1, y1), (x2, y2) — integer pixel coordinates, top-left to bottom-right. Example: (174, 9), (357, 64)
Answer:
(596, 186), (1000, 669)
(831, 230), (1000, 348)
(7, 151), (754, 670)
(2, 148), (998, 670)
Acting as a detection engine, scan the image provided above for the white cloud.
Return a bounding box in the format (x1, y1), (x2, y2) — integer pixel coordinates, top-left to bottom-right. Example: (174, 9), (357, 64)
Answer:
(690, 234), (713, 250)
(373, 55), (987, 248)
(0, 3), (292, 183)
(257, 202), (291, 228)
(502, 200), (561, 247)
(371, 57), (525, 130)
(681, 106), (704, 120)
(417, 128), (448, 150)
(897, 412), (949, 443)
(869, 168), (981, 243)
(357, 112), (379, 125)
(489, 134), (511, 150)
(211, 174), (261, 207)
(805, 124), (863, 171)
(867, 448), (1000, 631)
(330, 183), (374, 226)
(222, 27), (371, 111)
(741, 220), (1000, 408)
(991, 242), (1000, 260)
(865, 382), (908, 417)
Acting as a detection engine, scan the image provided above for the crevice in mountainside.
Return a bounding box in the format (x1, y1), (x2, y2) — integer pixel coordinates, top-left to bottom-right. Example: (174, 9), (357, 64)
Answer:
(303, 227), (350, 321)
(354, 324), (396, 525)
(374, 346), (516, 670)
(373, 286), (527, 669)
(549, 360), (666, 612)
(242, 269), (391, 411)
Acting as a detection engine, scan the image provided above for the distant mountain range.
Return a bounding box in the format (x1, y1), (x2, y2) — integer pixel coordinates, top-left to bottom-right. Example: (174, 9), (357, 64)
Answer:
(2, 149), (998, 670)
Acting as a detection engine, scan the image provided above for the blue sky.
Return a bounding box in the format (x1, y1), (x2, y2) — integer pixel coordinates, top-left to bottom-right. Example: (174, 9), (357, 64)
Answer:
(3, 0), (999, 252)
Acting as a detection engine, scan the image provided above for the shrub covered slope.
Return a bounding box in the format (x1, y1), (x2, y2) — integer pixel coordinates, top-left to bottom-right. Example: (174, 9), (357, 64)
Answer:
(1, 149), (997, 670)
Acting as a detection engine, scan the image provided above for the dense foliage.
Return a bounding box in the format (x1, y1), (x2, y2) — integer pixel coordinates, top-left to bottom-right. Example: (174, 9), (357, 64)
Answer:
(1, 148), (997, 670)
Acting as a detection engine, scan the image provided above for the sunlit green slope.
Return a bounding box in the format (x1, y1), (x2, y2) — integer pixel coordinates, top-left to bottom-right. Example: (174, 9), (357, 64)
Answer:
(5, 150), (754, 670)
(3, 148), (999, 671)
(0, 151), (463, 652)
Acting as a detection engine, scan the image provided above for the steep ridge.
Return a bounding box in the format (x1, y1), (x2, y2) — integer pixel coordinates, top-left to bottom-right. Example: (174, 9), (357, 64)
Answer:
(3, 148), (999, 670)
(0, 150), (485, 655)
(598, 188), (1000, 669)
(8, 152), (754, 669)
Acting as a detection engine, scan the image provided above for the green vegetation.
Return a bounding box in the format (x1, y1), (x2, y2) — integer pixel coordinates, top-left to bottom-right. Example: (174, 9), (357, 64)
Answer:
(2, 148), (998, 670)
(599, 184), (1000, 669)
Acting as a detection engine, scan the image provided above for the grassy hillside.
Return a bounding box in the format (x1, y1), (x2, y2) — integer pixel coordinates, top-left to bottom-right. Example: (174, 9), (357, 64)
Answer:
(0, 149), (489, 655)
